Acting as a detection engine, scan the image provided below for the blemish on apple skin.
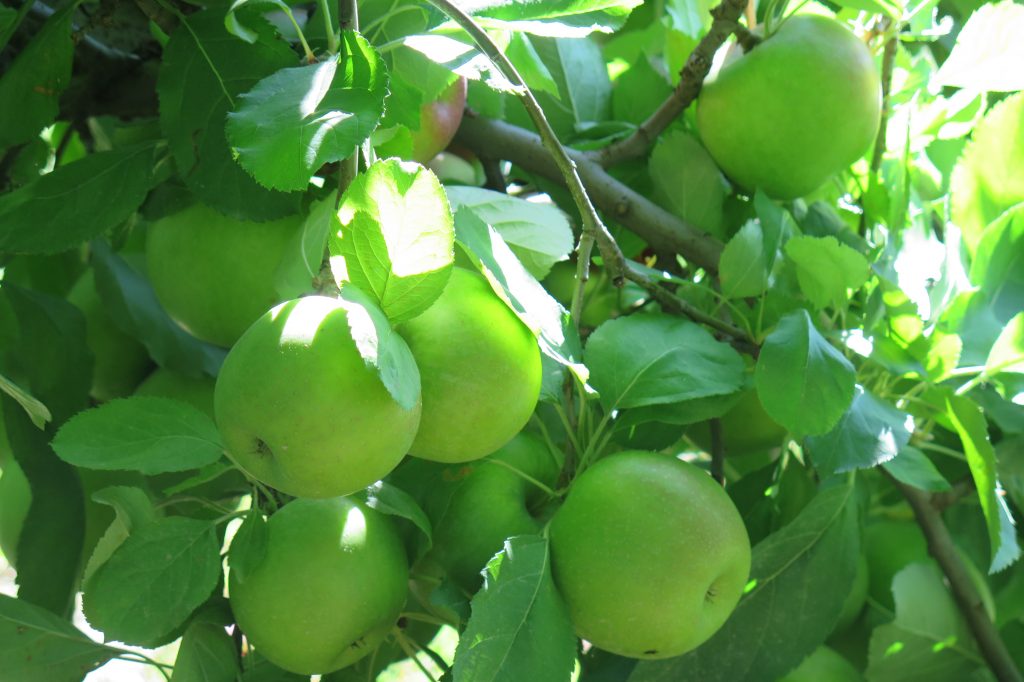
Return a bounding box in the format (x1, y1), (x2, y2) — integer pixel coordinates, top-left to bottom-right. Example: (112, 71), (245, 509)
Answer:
(254, 438), (273, 458)
(644, 649), (658, 656)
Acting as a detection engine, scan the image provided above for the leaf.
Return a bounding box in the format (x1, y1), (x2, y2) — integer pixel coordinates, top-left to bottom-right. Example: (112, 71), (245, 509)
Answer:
(226, 32), (388, 191)
(649, 130), (726, 239)
(0, 146), (156, 254)
(90, 241), (227, 379)
(453, 535), (576, 682)
(228, 509), (268, 585)
(337, 285), (422, 411)
(158, 9), (301, 219)
(472, 0), (643, 37)
(883, 447), (952, 493)
(616, 391), (745, 429)
(866, 563), (983, 682)
(454, 208), (587, 384)
(224, 0), (293, 43)
(986, 312), (1024, 375)
(753, 190), (796, 274)
(784, 235), (870, 309)
(0, 3), (75, 148)
(950, 92), (1024, 253)
(445, 187), (574, 280)
(52, 397), (224, 475)
(755, 309), (856, 437)
(969, 204), (1024, 322)
(83, 516), (222, 645)
(0, 373), (50, 429)
(805, 386), (913, 476)
(275, 193), (339, 299)
(585, 314), (745, 412)
(361, 480), (433, 548)
(629, 482), (859, 682)
(171, 621), (240, 682)
(332, 159), (455, 323)
(528, 35), (612, 126)
(719, 221), (768, 299)
(0, 594), (119, 682)
(944, 393), (1022, 572)
(82, 486), (158, 584)
(935, 1), (1024, 92)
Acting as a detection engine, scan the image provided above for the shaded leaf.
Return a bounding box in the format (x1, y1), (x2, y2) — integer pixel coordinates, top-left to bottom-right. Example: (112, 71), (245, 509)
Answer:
(228, 509), (268, 586)
(806, 386), (913, 476)
(883, 447), (952, 493)
(171, 621), (240, 682)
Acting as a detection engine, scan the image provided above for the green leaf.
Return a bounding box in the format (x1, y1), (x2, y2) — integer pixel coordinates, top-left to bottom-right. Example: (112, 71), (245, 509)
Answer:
(83, 517), (221, 645)
(90, 241), (227, 379)
(52, 397), (224, 475)
(472, 0), (643, 37)
(866, 563), (983, 682)
(0, 3), (75, 148)
(784, 235), (870, 309)
(629, 482), (859, 682)
(805, 386), (912, 476)
(0, 373), (50, 429)
(969, 204), (1024, 322)
(617, 391), (745, 429)
(828, 0), (900, 19)
(454, 208), (587, 384)
(755, 310), (856, 436)
(883, 447), (952, 493)
(935, 1), (1024, 92)
(944, 393), (1022, 572)
(224, 0), (293, 43)
(0, 146), (156, 254)
(82, 486), (158, 584)
(226, 32), (388, 191)
(719, 220), (768, 299)
(332, 159), (455, 323)
(275, 193), (340, 299)
(585, 314), (746, 412)
(528, 35), (612, 126)
(158, 9), (301, 219)
(171, 621), (241, 682)
(950, 92), (1024, 253)
(336, 285), (422, 411)
(228, 509), (268, 585)
(361, 480), (433, 548)
(649, 130), (726, 239)
(986, 312), (1024, 375)
(453, 535), (576, 682)
(0, 594), (119, 682)
(445, 187), (574, 280)
(753, 190), (796, 274)
(238, 652), (308, 682)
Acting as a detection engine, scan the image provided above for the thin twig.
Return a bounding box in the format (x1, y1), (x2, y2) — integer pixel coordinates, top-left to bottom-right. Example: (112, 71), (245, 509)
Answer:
(590, 0), (750, 167)
(890, 475), (1024, 682)
(422, 0), (629, 284)
(337, 0), (360, 195)
(455, 114), (724, 271)
(861, 22), (897, 235)
(710, 418), (725, 484)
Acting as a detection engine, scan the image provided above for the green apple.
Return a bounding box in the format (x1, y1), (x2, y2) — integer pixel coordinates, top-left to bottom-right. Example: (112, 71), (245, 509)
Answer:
(68, 270), (152, 402)
(864, 519), (928, 610)
(416, 432), (560, 592)
(689, 389), (787, 457)
(779, 645), (861, 682)
(145, 202), (304, 348)
(542, 261), (621, 329)
(550, 451), (751, 659)
(214, 296), (421, 498)
(399, 268), (541, 463)
(696, 15), (881, 199)
(229, 497), (409, 675)
(411, 78), (468, 164)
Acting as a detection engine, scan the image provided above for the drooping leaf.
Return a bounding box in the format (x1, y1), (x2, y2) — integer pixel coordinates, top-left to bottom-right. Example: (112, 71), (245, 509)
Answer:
(82, 486), (158, 584)
(453, 535), (576, 682)
(969, 204), (1024, 322)
(883, 447), (952, 493)
(755, 310), (856, 437)
(53, 397), (224, 475)
(158, 9), (301, 219)
(985, 312), (1024, 375)
(585, 314), (745, 412)
(445, 187), (574, 280)
(332, 159), (454, 323)
(275, 193), (340, 299)
(0, 2), (75, 148)
(90, 241), (227, 379)
(360, 480), (433, 548)
(0, 595), (119, 682)
(935, 1), (1024, 92)
(228, 509), (268, 585)
(649, 130), (726, 240)
(784, 235), (870, 310)
(454, 208), (587, 383)
(719, 221), (768, 299)
(83, 517), (222, 645)
(944, 393), (1022, 572)
(0, 146), (156, 254)
(805, 386), (913, 476)
(0, 373), (50, 429)
(629, 482), (859, 682)
(171, 621), (241, 682)
(336, 285), (422, 411)
(226, 32), (388, 191)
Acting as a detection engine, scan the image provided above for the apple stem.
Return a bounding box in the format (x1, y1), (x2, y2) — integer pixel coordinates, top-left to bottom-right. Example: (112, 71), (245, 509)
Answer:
(393, 628), (441, 682)
(889, 474), (1024, 682)
(484, 458), (558, 497)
